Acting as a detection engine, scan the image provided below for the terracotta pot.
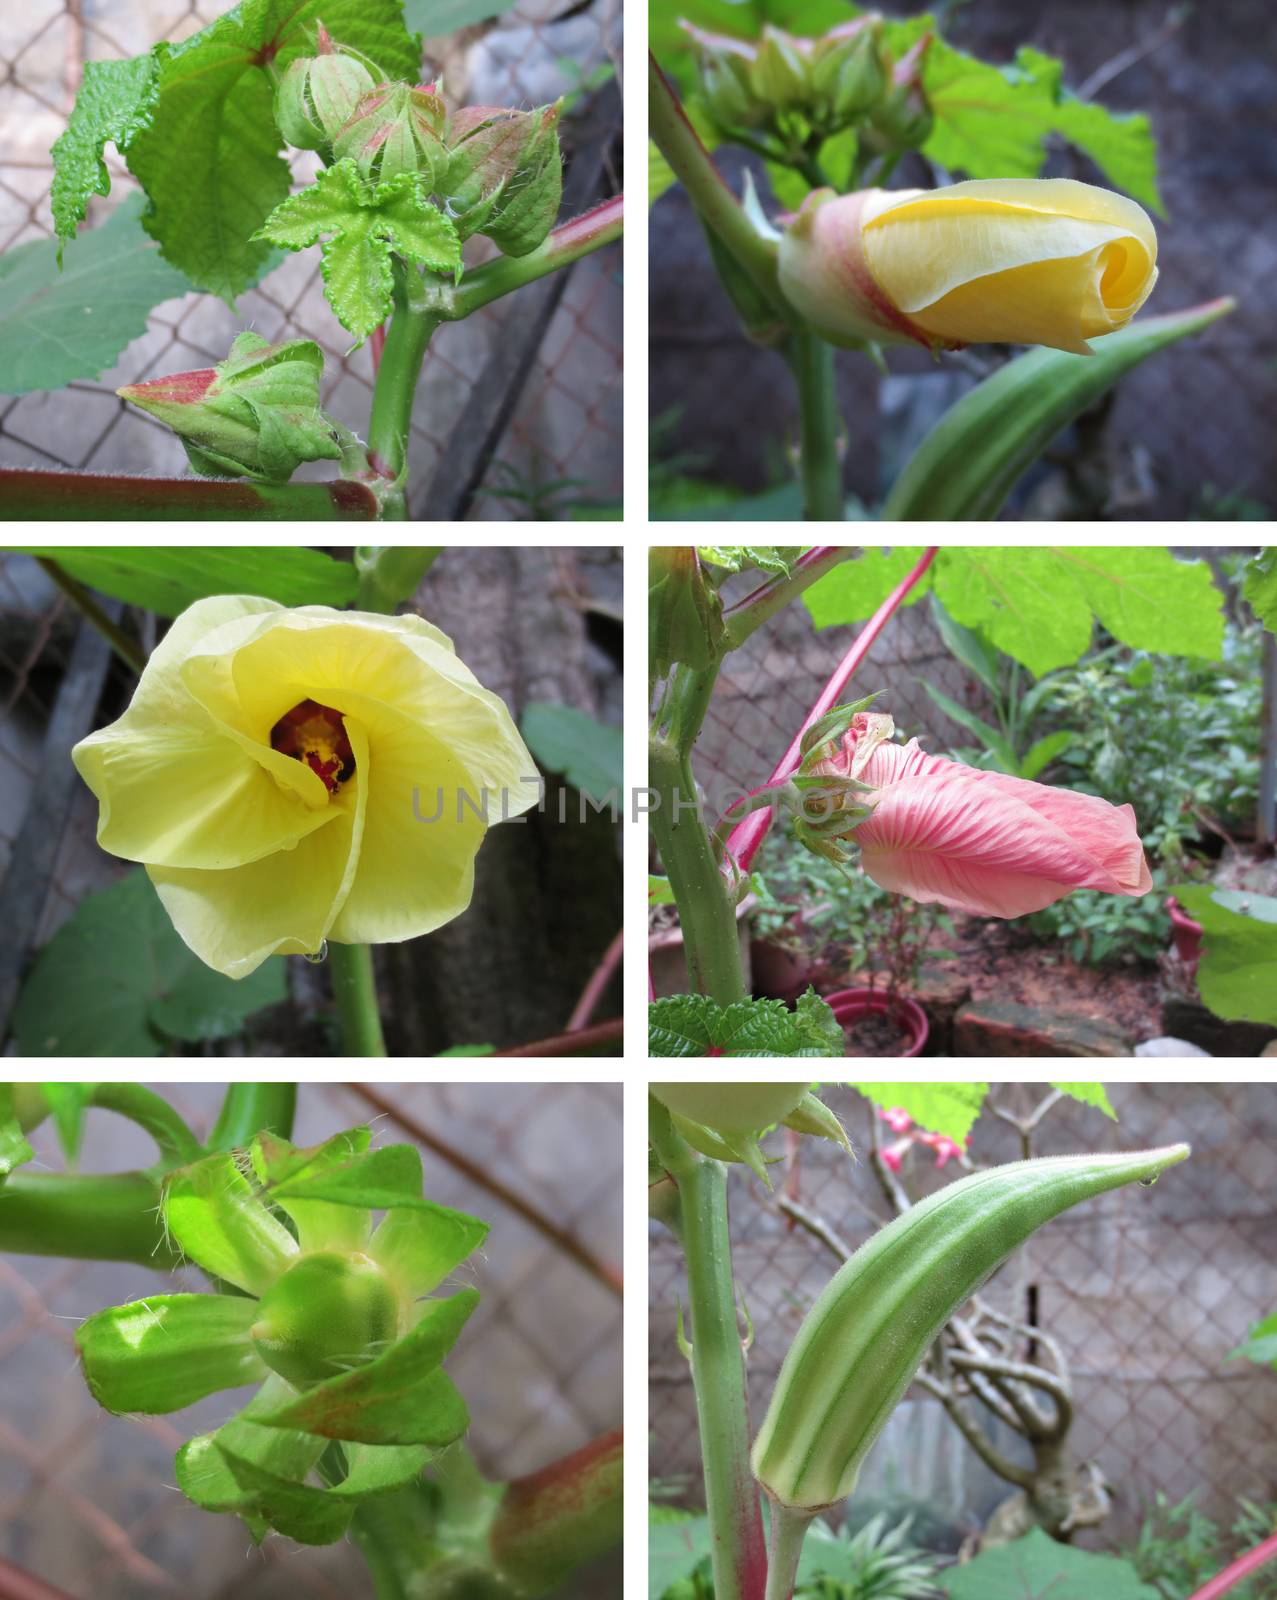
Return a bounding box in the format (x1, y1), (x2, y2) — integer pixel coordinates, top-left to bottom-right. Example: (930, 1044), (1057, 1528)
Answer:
(823, 986), (929, 1057)
(649, 895), (756, 999)
(1167, 896), (1203, 972)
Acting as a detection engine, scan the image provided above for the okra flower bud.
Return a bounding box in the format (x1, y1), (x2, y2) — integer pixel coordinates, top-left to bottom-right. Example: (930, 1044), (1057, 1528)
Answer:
(442, 102), (563, 256)
(334, 82), (449, 189)
(275, 24), (377, 152)
(809, 22), (886, 122)
(117, 331), (342, 482)
(779, 178), (1159, 355)
(752, 1145), (1188, 1519)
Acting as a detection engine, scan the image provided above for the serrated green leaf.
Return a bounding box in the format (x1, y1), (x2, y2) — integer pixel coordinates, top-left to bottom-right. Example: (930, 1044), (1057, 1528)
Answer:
(648, 992), (845, 1058)
(219, 1439), (432, 1544)
(77, 1294), (266, 1414)
(1169, 885), (1277, 1027)
(883, 299), (1234, 524)
(123, 0), (423, 301)
(165, 1150), (298, 1294)
(1050, 1083), (1116, 1120)
(943, 1526), (1159, 1600)
(0, 1086), (34, 1181)
(521, 703), (623, 805)
(697, 545), (799, 576)
(850, 1082), (988, 1144)
(1244, 549), (1277, 634)
(50, 56), (163, 247)
(255, 1289), (478, 1444)
(0, 196), (191, 397)
(802, 547), (933, 631)
(1056, 546), (1223, 661)
(10, 871), (287, 1056)
(20, 546), (357, 618)
(255, 159), (460, 340)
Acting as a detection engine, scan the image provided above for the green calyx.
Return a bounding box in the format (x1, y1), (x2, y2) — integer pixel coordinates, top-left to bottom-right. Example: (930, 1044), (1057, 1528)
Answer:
(650, 1084), (851, 1186)
(752, 1145), (1190, 1516)
(117, 332), (344, 483)
(251, 1249), (402, 1388)
(275, 25), (377, 152)
(334, 81), (449, 189)
(442, 101), (564, 257)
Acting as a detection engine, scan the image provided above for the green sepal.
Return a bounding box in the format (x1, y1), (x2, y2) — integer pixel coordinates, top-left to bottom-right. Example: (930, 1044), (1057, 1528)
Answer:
(0, 1085), (35, 1181)
(77, 1293), (267, 1414)
(253, 1288), (478, 1444)
(443, 102), (563, 257)
(649, 546), (726, 679)
(797, 694), (882, 766)
(219, 1439), (434, 1545)
(252, 1127), (374, 1252)
(669, 1112), (772, 1188)
(164, 1149), (298, 1294)
(782, 1092), (853, 1154)
(176, 1376), (329, 1522)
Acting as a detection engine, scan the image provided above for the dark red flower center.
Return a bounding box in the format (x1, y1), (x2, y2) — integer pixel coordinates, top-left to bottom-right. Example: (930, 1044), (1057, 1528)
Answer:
(270, 699), (355, 794)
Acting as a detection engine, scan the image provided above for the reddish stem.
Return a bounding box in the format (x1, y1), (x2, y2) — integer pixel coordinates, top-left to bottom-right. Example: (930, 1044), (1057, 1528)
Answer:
(0, 1560), (76, 1600)
(723, 546), (940, 874)
(1189, 1534), (1277, 1600)
(370, 322), (387, 374)
(567, 928), (624, 1030)
(493, 1017), (624, 1057)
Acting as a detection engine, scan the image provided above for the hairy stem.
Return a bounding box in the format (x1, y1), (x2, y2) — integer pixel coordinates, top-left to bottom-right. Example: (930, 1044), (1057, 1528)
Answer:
(724, 548), (848, 649)
(789, 334), (843, 521)
(207, 1084), (298, 1151)
(366, 264), (442, 519)
(330, 943), (388, 1056)
(650, 1106), (766, 1600)
(0, 1172), (177, 1268)
(489, 1429), (624, 1593)
(450, 196), (624, 318)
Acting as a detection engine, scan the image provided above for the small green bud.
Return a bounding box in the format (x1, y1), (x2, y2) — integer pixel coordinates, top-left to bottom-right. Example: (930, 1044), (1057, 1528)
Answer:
(442, 102), (563, 256)
(865, 34), (934, 152)
(334, 82), (449, 189)
(810, 26), (886, 122)
(648, 546), (725, 678)
(748, 27), (811, 112)
(701, 50), (762, 129)
(117, 332), (343, 483)
(251, 1250), (401, 1389)
(275, 23), (377, 152)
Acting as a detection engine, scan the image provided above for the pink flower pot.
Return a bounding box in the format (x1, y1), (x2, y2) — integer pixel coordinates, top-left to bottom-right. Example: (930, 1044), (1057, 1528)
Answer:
(824, 986), (929, 1057)
(1167, 896), (1203, 972)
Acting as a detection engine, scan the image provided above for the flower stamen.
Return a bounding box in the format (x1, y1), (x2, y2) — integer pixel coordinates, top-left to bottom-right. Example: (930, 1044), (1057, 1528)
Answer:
(271, 698), (355, 794)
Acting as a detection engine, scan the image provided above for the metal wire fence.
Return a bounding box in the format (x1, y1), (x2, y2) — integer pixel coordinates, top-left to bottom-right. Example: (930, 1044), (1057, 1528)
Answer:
(0, 0), (622, 520)
(649, 1082), (1277, 1548)
(2, 1080), (622, 1597)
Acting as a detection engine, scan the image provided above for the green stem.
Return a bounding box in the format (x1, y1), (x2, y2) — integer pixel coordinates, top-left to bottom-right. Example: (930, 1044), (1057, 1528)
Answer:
(0, 1172), (179, 1267)
(489, 1430), (623, 1593)
(723, 547), (849, 649)
(649, 53), (788, 320)
(367, 264), (442, 520)
(330, 942), (387, 1056)
(449, 196), (624, 318)
(207, 1084), (297, 1151)
(35, 557), (146, 674)
(650, 734), (747, 1003)
(88, 1083), (204, 1166)
(354, 546), (442, 612)
(763, 1501), (815, 1600)
(650, 1106), (766, 1600)
(789, 333), (843, 521)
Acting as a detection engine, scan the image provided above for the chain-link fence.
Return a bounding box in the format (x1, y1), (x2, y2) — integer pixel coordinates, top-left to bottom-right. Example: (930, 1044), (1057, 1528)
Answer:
(0, 0), (622, 520)
(651, 1), (1275, 520)
(650, 1083), (1277, 1549)
(2, 1080), (622, 1597)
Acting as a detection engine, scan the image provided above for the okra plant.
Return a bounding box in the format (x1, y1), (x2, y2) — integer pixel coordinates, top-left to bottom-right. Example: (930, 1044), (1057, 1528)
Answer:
(1, 1082), (622, 1596)
(6, 1), (623, 521)
(648, 1081), (1188, 1600)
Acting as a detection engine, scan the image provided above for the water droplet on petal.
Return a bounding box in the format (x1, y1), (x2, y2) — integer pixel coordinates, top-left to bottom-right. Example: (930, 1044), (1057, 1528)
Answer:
(1138, 1175), (1158, 1187)
(304, 940), (329, 964)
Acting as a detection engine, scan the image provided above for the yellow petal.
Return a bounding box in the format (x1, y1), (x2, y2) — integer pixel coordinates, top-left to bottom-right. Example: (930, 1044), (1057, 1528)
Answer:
(147, 719), (370, 980)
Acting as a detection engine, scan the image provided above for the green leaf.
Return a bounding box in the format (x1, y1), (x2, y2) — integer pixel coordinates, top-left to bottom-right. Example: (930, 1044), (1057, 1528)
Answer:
(0, 1086), (34, 1181)
(649, 1515), (712, 1600)
(649, 875), (677, 905)
(255, 1288), (478, 1444)
(404, 0), (517, 33)
(1017, 729), (1072, 781)
(1050, 1083), (1116, 1120)
(1244, 548), (1277, 633)
(943, 1527), (1159, 1600)
(50, 57), (163, 246)
(1230, 1311), (1277, 1369)
(916, 32), (1054, 180)
(123, 0), (423, 301)
(255, 159), (460, 341)
(22, 545), (357, 617)
(521, 703), (623, 805)
(930, 597), (1002, 697)
(77, 1294), (266, 1414)
(884, 299), (1234, 524)
(0, 196), (191, 397)
(697, 545), (799, 576)
(648, 991), (845, 1058)
(849, 1083), (988, 1145)
(802, 547), (933, 630)
(219, 1438), (433, 1545)
(920, 680), (1017, 770)
(1168, 885), (1277, 1027)
(10, 871), (287, 1056)
(165, 1150), (298, 1294)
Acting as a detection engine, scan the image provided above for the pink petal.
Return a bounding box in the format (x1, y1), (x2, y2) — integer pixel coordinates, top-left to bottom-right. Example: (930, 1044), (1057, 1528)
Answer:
(853, 768), (1149, 918)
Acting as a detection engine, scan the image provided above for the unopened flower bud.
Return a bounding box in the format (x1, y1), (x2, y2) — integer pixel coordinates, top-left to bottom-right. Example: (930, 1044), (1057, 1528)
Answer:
(442, 102), (562, 256)
(251, 1250), (402, 1388)
(810, 22), (886, 122)
(334, 81), (449, 189)
(118, 332), (343, 482)
(275, 23), (377, 152)
(702, 49), (762, 128)
(748, 26), (811, 111)
(864, 34), (933, 151)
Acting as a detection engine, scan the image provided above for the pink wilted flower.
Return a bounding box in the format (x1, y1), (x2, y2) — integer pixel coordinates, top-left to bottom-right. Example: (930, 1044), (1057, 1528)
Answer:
(880, 1107), (914, 1134)
(919, 1133), (965, 1168)
(879, 1140), (909, 1173)
(810, 712), (1151, 919)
